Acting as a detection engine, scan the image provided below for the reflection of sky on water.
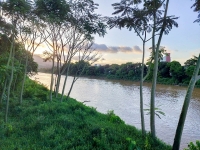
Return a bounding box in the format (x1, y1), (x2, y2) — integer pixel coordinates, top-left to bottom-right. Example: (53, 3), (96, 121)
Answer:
(32, 73), (200, 149)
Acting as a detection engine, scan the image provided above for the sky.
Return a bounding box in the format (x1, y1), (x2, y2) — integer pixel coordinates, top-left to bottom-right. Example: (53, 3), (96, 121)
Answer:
(92, 0), (200, 65)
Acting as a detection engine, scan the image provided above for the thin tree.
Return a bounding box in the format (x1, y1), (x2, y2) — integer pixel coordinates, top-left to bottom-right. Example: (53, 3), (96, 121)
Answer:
(108, 0), (160, 135)
(34, 0), (70, 101)
(59, 0), (106, 102)
(13, 0), (36, 104)
(4, 27), (15, 123)
(1, 0), (23, 123)
(172, 2), (200, 149)
(60, 26), (90, 102)
(172, 54), (200, 150)
(109, 0), (178, 137)
(147, 0), (178, 137)
(0, 19), (13, 104)
(66, 41), (101, 100)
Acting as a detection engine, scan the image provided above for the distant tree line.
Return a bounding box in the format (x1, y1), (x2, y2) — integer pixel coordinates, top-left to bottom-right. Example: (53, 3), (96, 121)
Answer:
(68, 61), (147, 80)
(42, 55), (200, 87)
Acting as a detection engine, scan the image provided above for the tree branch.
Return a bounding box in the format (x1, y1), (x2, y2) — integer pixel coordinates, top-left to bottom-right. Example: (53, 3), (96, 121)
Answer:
(82, 101), (90, 104)
(134, 27), (144, 42)
(145, 34), (160, 42)
(143, 63), (152, 82)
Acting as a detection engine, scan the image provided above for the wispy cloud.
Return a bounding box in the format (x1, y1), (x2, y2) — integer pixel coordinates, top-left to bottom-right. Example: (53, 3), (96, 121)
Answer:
(133, 46), (142, 54)
(92, 43), (142, 54)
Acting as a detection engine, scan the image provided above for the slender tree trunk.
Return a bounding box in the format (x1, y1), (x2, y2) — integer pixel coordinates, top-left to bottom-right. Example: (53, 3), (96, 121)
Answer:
(55, 59), (61, 98)
(150, 0), (169, 137)
(49, 52), (55, 101)
(5, 38), (15, 123)
(12, 60), (21, 92)
(172, 54), (200, 150)
(65, 64), (88, 101)
(55, 74), (61, 98)
(19, 55), (28, 104)
(66, 76), (76, 101)
(54, 74), (57, 93)
(150, 3), (156, 137)
(60, 64), (70, 102)
(140, 40), (146, 135)
(56, 63), (69, 97)
(1, 17), (14, 104)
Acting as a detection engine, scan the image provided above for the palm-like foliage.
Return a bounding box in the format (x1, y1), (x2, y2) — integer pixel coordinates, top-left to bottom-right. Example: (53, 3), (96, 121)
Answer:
(147, 46), (167, 63)
(191, 0), (200, 23)
(144, 104), (165, 119)
(108, 0), (178, 137)
(109, 1), (151, 36)
(156, 15), (178, 34)
(108, 0), (178, 38)
(108, 0), (152, 136)
(111, 0), (141, 16)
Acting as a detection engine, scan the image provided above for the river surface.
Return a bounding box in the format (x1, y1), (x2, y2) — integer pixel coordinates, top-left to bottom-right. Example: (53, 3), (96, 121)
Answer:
(32, 72), (200, 149)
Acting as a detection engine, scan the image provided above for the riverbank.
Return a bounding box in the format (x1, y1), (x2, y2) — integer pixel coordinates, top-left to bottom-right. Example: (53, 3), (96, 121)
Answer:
(0, 78), (171, 150)
(70, 74), (200, 88)
(39, 70), (200, 88)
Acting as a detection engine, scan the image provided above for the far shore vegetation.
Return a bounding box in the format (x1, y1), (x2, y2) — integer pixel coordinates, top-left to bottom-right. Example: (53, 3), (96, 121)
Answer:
(39, 56), (200, 88)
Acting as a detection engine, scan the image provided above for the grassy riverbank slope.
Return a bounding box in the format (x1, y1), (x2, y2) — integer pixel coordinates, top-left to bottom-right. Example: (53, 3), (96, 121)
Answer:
(0, 79), (171, 150)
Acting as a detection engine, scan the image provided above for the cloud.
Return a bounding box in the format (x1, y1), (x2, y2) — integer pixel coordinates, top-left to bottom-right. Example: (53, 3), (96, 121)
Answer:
(133, 46), (142, 53)
(92, 43), (142, 54)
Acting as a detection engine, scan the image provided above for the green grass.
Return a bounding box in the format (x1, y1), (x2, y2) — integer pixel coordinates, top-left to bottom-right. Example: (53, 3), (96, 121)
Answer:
(0, 79), (171, 150)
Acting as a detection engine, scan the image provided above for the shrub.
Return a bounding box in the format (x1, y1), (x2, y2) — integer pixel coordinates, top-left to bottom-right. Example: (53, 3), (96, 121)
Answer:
(185, 141), (200, 150)
(107, 110), (124, 124)
(23, 86), (35, 98)
(24, 79), (48, 101)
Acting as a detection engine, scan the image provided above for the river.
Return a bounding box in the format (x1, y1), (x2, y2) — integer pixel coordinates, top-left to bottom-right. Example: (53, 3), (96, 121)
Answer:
(32, 72), (200, 149)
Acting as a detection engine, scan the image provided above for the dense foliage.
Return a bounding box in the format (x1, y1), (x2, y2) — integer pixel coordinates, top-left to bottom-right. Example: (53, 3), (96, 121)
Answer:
(68, 61), (147, 80)
(0, 36), (38, 98)
(50, 56), (200, 87)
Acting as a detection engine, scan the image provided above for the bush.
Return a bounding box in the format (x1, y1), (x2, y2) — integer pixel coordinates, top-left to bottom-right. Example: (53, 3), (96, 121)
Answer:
(23, 86), (35, 98)
(107, 110), (125, 124)
(185, 141), (200, 150)
(24, 79), (48, 101)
